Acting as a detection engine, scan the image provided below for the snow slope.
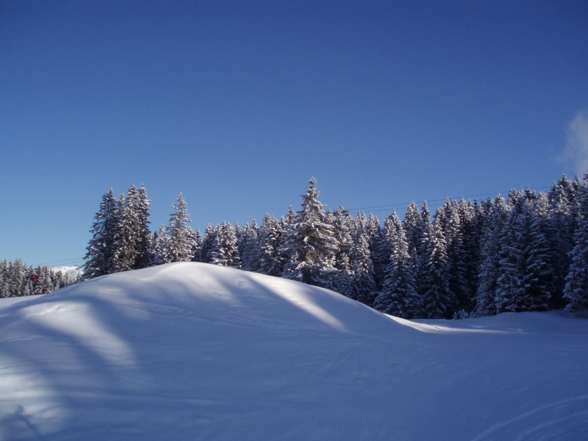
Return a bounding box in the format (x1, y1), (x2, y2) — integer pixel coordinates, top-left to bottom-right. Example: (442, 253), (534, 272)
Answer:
(0, 262), (586, 441)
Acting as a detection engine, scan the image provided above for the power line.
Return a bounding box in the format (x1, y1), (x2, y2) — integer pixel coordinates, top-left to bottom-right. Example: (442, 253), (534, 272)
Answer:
(347, 186), (552, 214)
(32, 257), (85, 268)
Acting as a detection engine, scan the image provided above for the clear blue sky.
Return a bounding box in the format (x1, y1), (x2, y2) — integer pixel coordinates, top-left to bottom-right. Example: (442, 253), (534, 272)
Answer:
(1, 0), (587, 267)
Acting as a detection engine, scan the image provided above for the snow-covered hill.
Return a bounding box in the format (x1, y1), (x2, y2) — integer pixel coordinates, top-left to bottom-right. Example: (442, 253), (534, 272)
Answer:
(0, 262), (587, 441)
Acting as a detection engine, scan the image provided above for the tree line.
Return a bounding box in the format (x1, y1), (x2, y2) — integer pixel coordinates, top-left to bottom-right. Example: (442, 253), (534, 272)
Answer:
(0, 259), (80, 298)
(83, 175), (588, 319)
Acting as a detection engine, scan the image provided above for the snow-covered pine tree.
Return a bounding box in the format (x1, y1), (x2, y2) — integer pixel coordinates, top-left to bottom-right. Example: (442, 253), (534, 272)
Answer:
(564, 175), (588, 311)
(457, 198), (483, 313)
(547, 175), (577, 306)
(200, 224), (218, 264)
(349, 212), (378, 306)
(166, 193), (196, 262)
(494, 192), (554, 313)
(211, 221), (241, 268)
(371, 213), (397, 291)
(325, 208), (354, 298)
(280, 178), (339, 287)
(435, 199), (478, 316)
(475, 195), (509, 315)
(374, 212), (420, 317)
(83, 189), (121, 279)
(150, 225), (171, 266)
(420, 214), (452, 318)
(111, 185), (152, 273)
(189, 228), (203, 263)
(238, 221), (261, 272)
(258, 214), (286, 276)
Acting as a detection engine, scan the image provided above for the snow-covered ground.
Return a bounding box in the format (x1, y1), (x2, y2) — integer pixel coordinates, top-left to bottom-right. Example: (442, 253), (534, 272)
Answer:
(0, 262), (586, 441)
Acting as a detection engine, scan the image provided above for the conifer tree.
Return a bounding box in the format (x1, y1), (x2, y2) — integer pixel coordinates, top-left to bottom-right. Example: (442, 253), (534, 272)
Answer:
(349, 213), (378, 305)
(420, 216), (452, 318)
(258, 214), (287, 276)
(211, 221), (241, 268)
(564, 176), (588, 311)
(374, 213), (419, 317)
(150, 225), (171, 266)
(111, 185), (152, 273)
(238, 221), (261, 272)
(167, 193), (195, 262)
(494, 194), (554, 313)
(475, 195), (509, 315)
(280, 178), (339, 287)
(326, 208), (354, 298)
(548, 175), (576, 305)
(83, 189), (121, 279)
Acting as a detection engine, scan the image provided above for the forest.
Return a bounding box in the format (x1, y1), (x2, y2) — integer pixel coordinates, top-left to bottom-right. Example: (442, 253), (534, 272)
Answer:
(0, 259), (80, 298)
(3, 175), (587, 319)
(78, 174), (588, 319)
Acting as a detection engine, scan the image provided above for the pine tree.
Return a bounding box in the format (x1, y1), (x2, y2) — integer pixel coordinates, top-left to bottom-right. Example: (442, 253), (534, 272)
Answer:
(349, 213), (378, 305)
(475, 195), (509, 315)
(83, 189), (121, 279)
(420, 216), (452, 318)
(547, 175), (576, 306)
(326, 208), (355, 298)
(374, 213), (419, 317)
(258, 214), (287, 276)
(494, 194), (554, 313)
(238, 221), (261, 272)
(564, 176), (588, 311)
(280, 178), (339, 287)
(200, 224), (218, 264)
(150, 225), (171, 266)
(211, 221), (241, 268)
(167, 193), (195, 262)
(111, 185), (152, 273)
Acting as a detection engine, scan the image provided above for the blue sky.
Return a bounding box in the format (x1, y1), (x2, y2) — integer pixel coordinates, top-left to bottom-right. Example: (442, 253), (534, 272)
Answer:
(1, 0), (587, 267)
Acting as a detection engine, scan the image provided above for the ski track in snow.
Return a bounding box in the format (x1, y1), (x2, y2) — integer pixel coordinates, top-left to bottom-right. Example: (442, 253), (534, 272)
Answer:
(0, 262), (587, 441)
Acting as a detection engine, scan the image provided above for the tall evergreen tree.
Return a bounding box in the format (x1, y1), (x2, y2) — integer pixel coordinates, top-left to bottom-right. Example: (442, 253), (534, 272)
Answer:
(547, 175), (576, 305)
(420, 216), (452, 318)
(564, 176), (588, 311)
(150, 225), (171, 266)
(475, 196), (508, 315)
(374, 212), (419, 317)
(211, 221), (241, 268)
(280, 178), (339, 287)
(238, 221), (261, 272)
(349, 213), (378, 305)
(83, 189), (121, 279)
(494, 195), (554, 313)
(111, 185), (152, 273)
(167, 193), (195, 262)
(258, 214), (286, 276)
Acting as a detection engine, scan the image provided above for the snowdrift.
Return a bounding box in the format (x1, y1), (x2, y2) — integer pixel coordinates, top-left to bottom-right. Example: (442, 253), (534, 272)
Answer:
(0, 262), (587, 441)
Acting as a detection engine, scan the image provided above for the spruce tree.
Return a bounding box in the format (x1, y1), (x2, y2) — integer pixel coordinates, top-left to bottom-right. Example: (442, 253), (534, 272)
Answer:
(211, 221), (241, 268)
(564, 176), (588, 311)
(167, 193), (195, 262)
(83, 189), (121, 279)
(474, 196), (504, 315)
(420, 216), (452, 318)
(374, 212), (419, 317)
(280, 178), (339, 287)
(238, 221), (261, 272)
(111, 185), (152, 273)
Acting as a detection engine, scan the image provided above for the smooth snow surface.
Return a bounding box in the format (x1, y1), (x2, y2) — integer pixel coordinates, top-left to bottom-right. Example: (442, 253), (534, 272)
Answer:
(0, 262), (586, 441)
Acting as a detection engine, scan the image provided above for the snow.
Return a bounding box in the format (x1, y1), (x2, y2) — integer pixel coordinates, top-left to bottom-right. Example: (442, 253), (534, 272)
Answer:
(50, 265), (83, 279)
(0, 262), (587, 441)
